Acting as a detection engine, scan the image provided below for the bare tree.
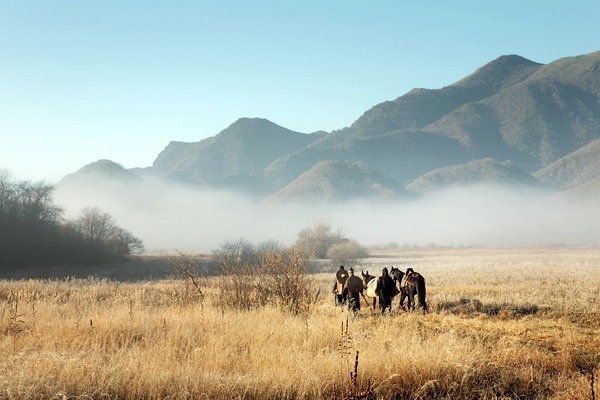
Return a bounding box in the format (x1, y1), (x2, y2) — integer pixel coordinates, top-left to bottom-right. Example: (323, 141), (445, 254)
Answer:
(0, 170), (16, 216)
(168, 251), (205, 306)
(0, 175), (64, 267)
(15, 180), (62, 224)
(74, 207), (144, 263)
(77, 207), (113, 244)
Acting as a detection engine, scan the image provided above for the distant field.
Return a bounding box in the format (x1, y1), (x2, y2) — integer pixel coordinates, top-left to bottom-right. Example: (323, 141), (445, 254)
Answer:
(1, 247), (599, 399)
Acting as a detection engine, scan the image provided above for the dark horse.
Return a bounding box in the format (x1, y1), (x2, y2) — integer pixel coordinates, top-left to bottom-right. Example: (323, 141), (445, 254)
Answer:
(389, 267), (428, 312)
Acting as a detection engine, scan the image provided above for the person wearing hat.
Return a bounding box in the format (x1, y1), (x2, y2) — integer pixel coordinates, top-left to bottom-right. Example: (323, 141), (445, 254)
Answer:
(332, 265), (348, 306)
(343, 267), (364, 314)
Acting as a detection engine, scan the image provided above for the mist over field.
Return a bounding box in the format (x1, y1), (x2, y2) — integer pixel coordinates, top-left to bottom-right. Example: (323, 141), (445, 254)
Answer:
(55, 180), (600, 254)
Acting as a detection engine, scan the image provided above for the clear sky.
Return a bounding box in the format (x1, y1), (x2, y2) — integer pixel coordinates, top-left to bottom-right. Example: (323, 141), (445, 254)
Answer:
(2, 1), (599, 183)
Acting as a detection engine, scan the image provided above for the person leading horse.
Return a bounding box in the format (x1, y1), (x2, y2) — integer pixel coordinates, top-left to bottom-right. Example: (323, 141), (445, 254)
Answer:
(377, 267), (396, 314)
(343, 267), (363, 315)
(332, 265), (348, 306)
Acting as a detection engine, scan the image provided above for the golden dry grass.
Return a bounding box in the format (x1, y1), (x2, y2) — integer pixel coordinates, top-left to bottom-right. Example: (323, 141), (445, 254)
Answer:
(1, 247), (599, 399)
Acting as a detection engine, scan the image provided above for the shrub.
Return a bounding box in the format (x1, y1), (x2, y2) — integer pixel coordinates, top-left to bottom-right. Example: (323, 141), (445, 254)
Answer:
(294, 219), (348, 259)
(326, 240), (368, 269)
(211, 239), (320, 315)
(260, 247), (321, 316)
(212, 238), (262, 311)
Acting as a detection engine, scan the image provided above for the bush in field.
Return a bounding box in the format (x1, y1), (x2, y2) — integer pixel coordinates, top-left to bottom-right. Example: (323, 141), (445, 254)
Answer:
(212, 238), (262, 311)
(326, 240), (368, 268)
(260, 247), (321, 316)
(212, 239), (319, 315)
(294, 219), (348, 259)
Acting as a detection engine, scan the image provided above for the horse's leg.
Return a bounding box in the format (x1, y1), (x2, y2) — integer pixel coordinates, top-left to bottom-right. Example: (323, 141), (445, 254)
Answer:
(417, 278), (427, 312)
(408, 288), (415, 311)
(399, 291), (406, 311)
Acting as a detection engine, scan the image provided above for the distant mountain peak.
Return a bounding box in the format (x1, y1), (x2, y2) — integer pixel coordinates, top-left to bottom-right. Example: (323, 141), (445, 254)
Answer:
(225, 117), (281, 131)
(59, 159), (140, 186)
(349, 54), (543, 137)
(454, 54), (542, 89)
(72, 159), (127, 174)
(150, 116), (321, 183)
(262, 160), (411, 205)
(483, 54), (538, 68)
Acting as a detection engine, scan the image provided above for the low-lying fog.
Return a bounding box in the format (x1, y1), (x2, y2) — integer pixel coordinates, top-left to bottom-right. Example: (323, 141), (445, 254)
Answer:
(55, 179), (600, 254)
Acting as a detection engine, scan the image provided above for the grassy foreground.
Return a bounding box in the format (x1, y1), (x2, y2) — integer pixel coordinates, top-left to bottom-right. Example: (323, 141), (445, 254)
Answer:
(1, 247), (599, 399)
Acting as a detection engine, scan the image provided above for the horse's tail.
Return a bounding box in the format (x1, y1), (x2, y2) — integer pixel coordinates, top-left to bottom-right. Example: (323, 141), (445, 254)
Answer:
(416, 275), (427, 312)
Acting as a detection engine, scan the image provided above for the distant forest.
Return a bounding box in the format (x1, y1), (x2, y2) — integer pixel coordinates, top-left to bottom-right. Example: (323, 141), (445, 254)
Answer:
(0, 171), (143, 269)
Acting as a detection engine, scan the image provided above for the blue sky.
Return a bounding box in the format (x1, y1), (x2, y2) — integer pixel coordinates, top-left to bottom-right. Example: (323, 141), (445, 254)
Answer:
(2, 1), (599, 183)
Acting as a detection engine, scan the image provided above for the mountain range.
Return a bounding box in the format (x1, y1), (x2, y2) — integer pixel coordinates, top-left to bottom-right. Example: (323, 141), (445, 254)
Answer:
(60, 51), (600, 203)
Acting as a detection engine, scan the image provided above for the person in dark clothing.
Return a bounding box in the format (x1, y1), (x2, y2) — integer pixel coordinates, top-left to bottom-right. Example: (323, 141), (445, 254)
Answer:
(377, 267), (395, 314)
(343, 267), (363, 315)
(332, 265), (348, 306)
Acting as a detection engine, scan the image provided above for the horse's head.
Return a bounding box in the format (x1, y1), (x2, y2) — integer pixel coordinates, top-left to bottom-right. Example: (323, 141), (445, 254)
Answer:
(389, 266), (404, 282)
(361, 271), (375, 286)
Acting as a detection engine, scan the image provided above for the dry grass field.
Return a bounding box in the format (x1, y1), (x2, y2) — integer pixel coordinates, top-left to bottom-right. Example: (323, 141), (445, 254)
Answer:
(1, 247), (599, 399)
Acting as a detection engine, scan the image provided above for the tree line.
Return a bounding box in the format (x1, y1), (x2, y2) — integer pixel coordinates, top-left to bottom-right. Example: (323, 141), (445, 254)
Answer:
(0, 171), (143, 269)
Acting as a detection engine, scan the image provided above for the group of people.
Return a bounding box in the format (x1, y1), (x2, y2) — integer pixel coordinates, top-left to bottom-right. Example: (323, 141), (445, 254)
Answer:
(331, 265), (364, 313)
(332, 265), (416, 314)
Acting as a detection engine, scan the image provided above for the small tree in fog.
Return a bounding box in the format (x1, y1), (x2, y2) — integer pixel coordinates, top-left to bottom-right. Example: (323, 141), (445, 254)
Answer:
(326, 240), (368, 269)
(212, 238), (259, 273)
(294, 219), (348, 259)
(256, 239), (285, 256)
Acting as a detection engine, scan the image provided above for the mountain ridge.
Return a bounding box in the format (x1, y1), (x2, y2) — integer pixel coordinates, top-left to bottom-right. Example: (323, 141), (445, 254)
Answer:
(407, 158), (548, 194)
(151, 117), (324, 183)
(59, 51), (600, 204)
(261, 160), (412, 205)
